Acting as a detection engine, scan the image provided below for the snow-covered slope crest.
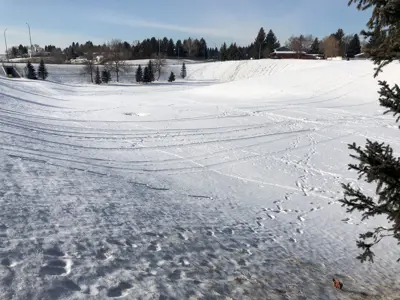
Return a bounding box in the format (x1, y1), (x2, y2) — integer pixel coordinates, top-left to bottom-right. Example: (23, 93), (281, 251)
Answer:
(184, 59), (396, 84)
(0, 60), (400, 299)
(9, 58), (384, 85)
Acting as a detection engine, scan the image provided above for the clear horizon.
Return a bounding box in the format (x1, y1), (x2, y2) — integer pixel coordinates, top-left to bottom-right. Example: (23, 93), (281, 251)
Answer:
(0, 0), (371, 53)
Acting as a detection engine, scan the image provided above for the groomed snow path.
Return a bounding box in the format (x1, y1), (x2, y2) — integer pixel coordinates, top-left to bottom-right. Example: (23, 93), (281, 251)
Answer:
(0, 60), (399, 299)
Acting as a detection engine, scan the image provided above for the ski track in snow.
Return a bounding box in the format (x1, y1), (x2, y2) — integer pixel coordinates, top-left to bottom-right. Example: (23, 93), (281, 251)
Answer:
(0, 60), (399, 299)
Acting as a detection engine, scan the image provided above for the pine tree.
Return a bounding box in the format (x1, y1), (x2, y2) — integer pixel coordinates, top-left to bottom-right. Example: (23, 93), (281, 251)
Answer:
(310, 38), (320, 54)
(37, 59), (48, 80)
(340, 0), (400, 263)
(135, 65), (143, 83)
(334, 28), (346, 56)
(101, 68), (110, 83)
(26, 61), (37, 80)
(95, 66), (101, 84)
(265, 29), (280, 56)
(219, 43), (228, 61)
(168, 71), (175, 82)
(143, 66), (150, 83)
(180, 62), (187, 79)
(147, 60), (155, 82)
(227, 43), (240, 60)
(255, 27), (267, 58)
(167, 39), (175, 57)
(347, 34), (361, 58)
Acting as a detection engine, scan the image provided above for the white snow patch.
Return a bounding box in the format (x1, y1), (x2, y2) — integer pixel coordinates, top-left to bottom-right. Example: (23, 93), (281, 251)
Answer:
(0, 59), (399, 299)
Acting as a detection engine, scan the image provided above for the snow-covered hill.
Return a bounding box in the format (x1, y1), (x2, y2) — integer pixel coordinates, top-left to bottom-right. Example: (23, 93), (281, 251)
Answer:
(0, 59), (399, 299)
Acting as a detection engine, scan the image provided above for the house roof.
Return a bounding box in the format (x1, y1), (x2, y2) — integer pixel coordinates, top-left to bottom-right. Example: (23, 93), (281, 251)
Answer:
(274, 46), (291, 52)
(271, 50), (307, 54)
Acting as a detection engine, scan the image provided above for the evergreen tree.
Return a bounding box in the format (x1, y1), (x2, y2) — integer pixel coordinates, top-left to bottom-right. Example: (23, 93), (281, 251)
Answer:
(175, 40), (183, 57)
(101, 68), (110, 83)
(341, 0), (400, 263)
(347, 34), (361, 58)
(143, 66), (150, 83)
(26, 61), (37, 80)
(168, 71), (175, 82)
(310, 38), (320, 54)
(167, 39), (175, 57)
(254, 27), (267, 58)
(334, 28), (345, 43)
(227, 43), (241, 60)
(265, 29), (280, 56)
(180, 62), (187, 79)
(95, 66), (101, 84)
(220, 43), (228, 61)
(37, 59), (48, 80)
(135, 65), (143, 82)
(147, 60), (155, 82)
(334, 28), (346, 56)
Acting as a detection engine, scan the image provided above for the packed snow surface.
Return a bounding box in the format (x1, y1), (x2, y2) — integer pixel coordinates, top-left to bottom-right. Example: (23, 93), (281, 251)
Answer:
(0, 59), (399, 299)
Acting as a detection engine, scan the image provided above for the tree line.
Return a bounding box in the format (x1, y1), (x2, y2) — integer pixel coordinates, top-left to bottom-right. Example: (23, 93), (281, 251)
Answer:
(88, 58), (187, 85)
(6, 27), (366, 64)
(24, 59), (48, 80)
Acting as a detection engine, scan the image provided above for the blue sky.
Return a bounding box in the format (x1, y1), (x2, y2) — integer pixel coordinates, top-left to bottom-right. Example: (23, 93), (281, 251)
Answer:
(0, 0), (371, 52)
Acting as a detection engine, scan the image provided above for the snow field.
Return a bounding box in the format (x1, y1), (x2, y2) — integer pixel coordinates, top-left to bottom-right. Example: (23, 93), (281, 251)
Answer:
(0, 59), (399, 299)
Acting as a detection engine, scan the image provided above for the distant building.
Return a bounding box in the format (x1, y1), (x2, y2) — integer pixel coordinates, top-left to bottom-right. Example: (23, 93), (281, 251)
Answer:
(269, 46), (317, 59)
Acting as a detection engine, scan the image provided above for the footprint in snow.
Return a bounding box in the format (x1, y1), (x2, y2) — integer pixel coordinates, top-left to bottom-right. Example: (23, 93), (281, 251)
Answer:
(39, 259), (72, 276)
(296, 228), (304, 234)
(43, 247), (65, 257)
(242, 248), (252, 255)
(107, 282), (133, 298)
(297, 216), (305, 222)
(289, 237), (297, 243)
(169, 269), (185, 280)
(284, 193), (292, 201)
(96, 247), (113, 261)
(179, 257), (190, 266)
(341, 217), (354, 224)
(222, 228), (234, 235)
(178, 232), (188, 240)
(148, 242), (161, 251)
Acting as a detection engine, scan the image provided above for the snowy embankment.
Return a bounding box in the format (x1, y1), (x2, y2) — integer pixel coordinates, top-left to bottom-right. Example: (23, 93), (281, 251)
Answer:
(0, 59), (399, 299)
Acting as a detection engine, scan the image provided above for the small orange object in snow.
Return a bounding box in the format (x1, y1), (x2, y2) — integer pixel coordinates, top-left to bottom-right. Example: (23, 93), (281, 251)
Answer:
(333, 278), (343, 289)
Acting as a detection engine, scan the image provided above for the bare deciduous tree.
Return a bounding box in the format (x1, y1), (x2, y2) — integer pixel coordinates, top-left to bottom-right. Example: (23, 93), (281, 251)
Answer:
(81, 51), (95, 83)
(318, 39), (325, 55)
(323, 35), (341, 58)
(287, 34), (314, 57)
(104, 39), (130, 82)
(302, 34), (314, 53)
(288, 36), (302, 55)
(183, 38), (193, 57)
(151, 52), (167, 80)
